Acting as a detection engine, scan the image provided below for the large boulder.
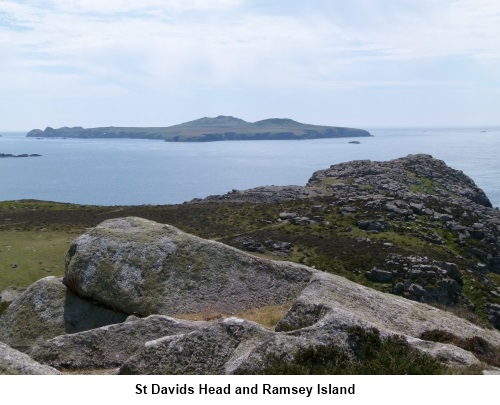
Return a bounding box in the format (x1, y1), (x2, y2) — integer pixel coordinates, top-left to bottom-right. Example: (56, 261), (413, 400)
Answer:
(275, 271), (500, 349)
(0, 276), (127, 351)
(64, 217), (313, 317)
(118, 270), (498, 374)
(0, 342), (60, 375)
(30, 315), (211, 371)
(118, 314), (483, 375)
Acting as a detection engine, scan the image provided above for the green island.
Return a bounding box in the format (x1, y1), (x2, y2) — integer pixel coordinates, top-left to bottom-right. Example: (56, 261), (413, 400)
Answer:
(26, 115), (372, 141)
(1, 154), (499, 375)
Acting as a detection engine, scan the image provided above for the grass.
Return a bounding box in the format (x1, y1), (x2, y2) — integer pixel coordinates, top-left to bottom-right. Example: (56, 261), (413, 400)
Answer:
(0, 230), (72, 292)
(174, 302), (292, 329)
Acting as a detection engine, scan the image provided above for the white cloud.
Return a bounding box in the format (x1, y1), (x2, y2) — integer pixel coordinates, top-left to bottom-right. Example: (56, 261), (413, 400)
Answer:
(1, 0), (499, 128)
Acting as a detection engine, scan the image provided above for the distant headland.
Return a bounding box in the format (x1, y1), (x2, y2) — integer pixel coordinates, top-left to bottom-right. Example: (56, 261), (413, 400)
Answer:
(26, 116), (372, 142)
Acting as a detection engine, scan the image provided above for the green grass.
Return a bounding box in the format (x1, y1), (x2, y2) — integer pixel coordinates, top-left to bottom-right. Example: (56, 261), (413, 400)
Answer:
(0, 230), (72, 291)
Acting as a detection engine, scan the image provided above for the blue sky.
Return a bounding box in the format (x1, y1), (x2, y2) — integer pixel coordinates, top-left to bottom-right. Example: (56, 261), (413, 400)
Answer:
(1, 0), (499, 130)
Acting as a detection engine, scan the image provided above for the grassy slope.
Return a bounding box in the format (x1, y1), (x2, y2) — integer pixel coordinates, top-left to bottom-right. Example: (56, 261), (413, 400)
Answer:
(0, 230), (71, 292)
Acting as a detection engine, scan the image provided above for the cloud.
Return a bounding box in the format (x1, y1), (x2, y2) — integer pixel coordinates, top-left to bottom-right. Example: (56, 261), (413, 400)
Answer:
(0, 0), (499, 128)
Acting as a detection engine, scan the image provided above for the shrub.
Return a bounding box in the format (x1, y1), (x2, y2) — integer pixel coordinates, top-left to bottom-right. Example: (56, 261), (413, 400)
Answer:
(420, 329), (500, 367)
(259, 326), (449, 375)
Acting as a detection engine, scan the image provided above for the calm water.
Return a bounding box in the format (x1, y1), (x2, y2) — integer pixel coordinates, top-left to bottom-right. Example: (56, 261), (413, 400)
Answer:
(1, 127), (499, 207)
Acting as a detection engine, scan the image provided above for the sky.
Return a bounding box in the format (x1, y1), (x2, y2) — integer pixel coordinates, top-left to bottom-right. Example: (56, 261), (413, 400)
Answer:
(1, 0), (499, 130)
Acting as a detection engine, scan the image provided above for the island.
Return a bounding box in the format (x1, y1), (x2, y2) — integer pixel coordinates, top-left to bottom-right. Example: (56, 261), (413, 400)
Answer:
(0, 153), (41, 158)
(26, 115), (372, 141)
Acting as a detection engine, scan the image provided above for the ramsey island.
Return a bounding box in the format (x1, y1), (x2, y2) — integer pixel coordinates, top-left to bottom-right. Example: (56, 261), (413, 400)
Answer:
(26, 115), (372, 142)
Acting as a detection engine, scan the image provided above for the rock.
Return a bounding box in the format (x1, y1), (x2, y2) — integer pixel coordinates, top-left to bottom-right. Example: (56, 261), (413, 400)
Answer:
(0, 342), (60, 375)
(405, 338), (482, 367)
(482, 368), (500, 375)
(5, 214), (500, 374)
(265, 240), (292, 251)
(279, 212), (298, 220)
(119, 317), (273, 375)
(409, 283), (427, 300)
(473, 263), (489, 275)
(119, 269), (500, 374)
(0, 286), (26, 308)
(487, 304), (500, 329)
(341, 206), (358, 214)
(366, 268), (394, 282)
(237, 237), (265, 253)
(30, 315), (210, 370)
(434, 262), (462, 281)
(0, 276), (127, 351)
(357, 220), (387, 231)
(290, 216), (313, 226)
(64, 217), (313, 317)
(196, 185), (329, 204)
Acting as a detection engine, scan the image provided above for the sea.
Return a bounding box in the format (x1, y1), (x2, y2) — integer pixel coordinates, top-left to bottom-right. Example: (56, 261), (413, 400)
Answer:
(0, 127), (499, 207)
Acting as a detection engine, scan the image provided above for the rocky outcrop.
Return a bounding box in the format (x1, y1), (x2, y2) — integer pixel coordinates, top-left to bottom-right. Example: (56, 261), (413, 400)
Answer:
(192, 154), (492, 208)
(64, 217), (313, 317)
(0, 276), (127, 351)
(192, 185), (329, 204)
(120, 270), (495, 375)
(191, 154), (500, 313)
(119, 317), (275, 375)
(30, 315), (210, 371)
(306, 154), (492, 208)
(0, 342), (60, 375)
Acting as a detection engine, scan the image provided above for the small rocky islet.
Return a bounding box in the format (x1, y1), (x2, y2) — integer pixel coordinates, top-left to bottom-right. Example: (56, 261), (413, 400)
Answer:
(0, 153), (41, 158)
(1, 153), (500, 375)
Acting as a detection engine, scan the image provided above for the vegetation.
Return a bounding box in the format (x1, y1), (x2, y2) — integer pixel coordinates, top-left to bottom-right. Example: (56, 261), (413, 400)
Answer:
(26, 116), (371, 142)
(0, 230), (72, 292)
(258, 327), (450, 375)
(420, 329), (500, 367)
(1, 196), (499, 328)
(175, 302), (292, 328)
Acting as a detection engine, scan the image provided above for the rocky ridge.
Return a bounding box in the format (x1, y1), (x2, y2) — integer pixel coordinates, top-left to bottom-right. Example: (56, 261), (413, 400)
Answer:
(194, 154), (500, 327)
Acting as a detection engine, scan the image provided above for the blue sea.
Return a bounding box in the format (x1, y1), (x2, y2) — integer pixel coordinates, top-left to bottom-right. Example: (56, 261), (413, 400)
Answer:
(1, 127), (499, 207)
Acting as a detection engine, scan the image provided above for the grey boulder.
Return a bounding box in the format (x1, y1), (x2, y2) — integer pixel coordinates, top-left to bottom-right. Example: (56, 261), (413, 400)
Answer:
(0, 276), (127, 351)
(64, 217), (313, 317)
(0, 342), (60, 375)
(30, 315), (211, 370)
